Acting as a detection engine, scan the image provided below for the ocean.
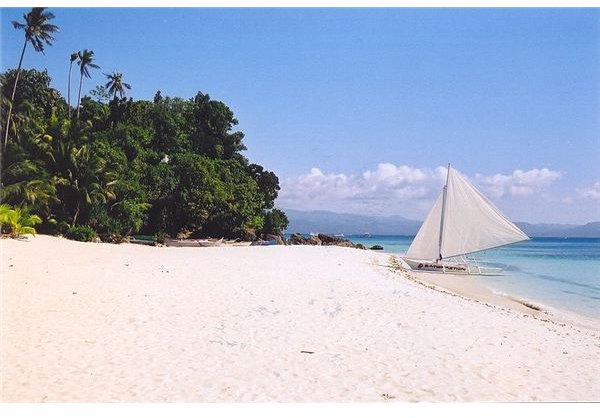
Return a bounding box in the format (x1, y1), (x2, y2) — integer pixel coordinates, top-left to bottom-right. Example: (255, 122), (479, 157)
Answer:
(345, 235), (600, 319)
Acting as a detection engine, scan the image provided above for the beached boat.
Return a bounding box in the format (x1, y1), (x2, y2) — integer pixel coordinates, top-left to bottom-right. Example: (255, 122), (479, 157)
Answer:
(403, 164), (529, 275)
(164, 237), (224, 247)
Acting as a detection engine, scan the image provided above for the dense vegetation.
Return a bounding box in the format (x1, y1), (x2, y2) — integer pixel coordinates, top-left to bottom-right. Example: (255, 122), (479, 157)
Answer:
(0, 8), (288, 240)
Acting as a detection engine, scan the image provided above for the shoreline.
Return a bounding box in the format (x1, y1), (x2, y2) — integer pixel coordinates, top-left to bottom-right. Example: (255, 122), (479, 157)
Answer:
(386, 255), (600, 332)
(2, 235), (599, 401)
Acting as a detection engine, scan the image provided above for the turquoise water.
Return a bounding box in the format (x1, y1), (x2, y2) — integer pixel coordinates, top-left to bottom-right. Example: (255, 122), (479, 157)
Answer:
(347, 235), (600, 319)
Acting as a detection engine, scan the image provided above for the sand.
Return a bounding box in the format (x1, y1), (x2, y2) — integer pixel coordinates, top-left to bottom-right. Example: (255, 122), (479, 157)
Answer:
(1, 235), (599, 402)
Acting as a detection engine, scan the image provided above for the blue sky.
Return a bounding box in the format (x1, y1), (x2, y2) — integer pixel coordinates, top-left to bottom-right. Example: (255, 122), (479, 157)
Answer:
(2, 8), (599, 223)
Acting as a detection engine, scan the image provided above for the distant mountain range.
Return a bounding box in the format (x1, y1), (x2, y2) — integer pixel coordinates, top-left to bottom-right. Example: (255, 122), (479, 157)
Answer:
(284, 209), (600, 238)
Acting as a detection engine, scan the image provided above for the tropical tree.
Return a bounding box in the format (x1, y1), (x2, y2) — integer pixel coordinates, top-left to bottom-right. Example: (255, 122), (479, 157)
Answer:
(104, 72), (131, 99)
(3, 7), (58, 151)
(51, 142), (116, 226)
(67, 51), (79, 119)
(75, 49), (100, 120)
(262, 208), (288, 235)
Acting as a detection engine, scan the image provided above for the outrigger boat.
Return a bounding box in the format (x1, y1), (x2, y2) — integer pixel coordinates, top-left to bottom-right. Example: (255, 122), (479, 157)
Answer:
(402, 164), (529, 275)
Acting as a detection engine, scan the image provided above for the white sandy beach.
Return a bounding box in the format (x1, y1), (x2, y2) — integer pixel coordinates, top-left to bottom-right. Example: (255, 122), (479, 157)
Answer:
(1, 235), (599, 402)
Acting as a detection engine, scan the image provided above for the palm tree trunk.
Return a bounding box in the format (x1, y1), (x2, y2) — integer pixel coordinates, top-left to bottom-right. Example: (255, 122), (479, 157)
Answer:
(67, 62), (73, 120)
(2, 38), (28, 153)
(76, 73), (83, 120)
(73, 200), (80, 227)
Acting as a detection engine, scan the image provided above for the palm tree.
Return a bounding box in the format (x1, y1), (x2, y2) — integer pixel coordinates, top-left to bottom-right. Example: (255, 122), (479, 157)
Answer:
(75, 49), (100, 120)
(3, 7), (59, 152)
(67, 51), (79, 119)
(104, 72), (132, 100)
(52, 142), (116, 226)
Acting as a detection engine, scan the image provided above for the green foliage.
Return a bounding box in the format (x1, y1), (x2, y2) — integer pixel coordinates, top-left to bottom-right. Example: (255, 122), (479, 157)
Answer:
(155, 230), (166, 244)
(89, 85), (111, 104)
(246, 214), (265, 231)
(0, 203), (42, 238)
(262, 208), (289, 235)
(1, 63), (286, 241)
(65, 225), (97, 242)
(1, 69), (65, 121)
(247, 164), (280, 209)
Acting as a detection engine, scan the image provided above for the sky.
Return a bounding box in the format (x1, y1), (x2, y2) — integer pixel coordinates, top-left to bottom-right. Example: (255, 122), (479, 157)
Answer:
(1, 7), (599, 224)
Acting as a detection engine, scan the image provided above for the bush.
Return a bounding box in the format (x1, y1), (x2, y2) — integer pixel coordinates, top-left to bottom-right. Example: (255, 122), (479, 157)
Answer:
(65, 225), (97, 242)
(155, 230), (166, 244)
(0, 204), (42, 238)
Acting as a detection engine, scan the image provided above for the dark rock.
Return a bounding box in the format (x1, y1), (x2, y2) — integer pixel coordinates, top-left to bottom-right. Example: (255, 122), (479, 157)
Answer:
(336, 241), (355, 248)
(307, 235), (321, 246)
(263, 233), (286, 245)
(100, 234), (128, 244)
(177, 230), (193, 239)
(317, 233), (346, 245)
(316, 233), (366, 249)
(288, 232), (308, 245)
(241, 228), (258, 242)
(370, 245), (384, 250)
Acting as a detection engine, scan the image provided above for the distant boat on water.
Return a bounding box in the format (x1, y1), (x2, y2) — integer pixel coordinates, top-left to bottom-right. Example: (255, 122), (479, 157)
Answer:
(334, 233), (345, 237)
(402, 164), (529, 275)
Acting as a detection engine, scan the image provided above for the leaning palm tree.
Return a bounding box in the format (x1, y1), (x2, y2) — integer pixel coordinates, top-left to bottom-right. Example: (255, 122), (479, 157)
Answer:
(75, 49), (100, 120)
(104, 72), (132, 100)
(67, 51), (79, 119)
(3, 7), (59, 151)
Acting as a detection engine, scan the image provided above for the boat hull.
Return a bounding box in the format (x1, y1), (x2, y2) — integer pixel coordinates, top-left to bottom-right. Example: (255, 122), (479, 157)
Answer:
(402, 258), (503, 276)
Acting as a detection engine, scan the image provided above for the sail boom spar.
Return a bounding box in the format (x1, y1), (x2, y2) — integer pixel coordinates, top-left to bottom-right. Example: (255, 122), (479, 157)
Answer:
(439, 236), (529, 260)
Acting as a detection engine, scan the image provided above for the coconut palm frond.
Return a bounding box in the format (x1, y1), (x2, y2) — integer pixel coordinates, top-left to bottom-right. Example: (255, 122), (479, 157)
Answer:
(14, 8), (59, 53)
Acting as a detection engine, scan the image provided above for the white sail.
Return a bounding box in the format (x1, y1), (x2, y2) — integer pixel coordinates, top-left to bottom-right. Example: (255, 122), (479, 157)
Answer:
(405, 165), (529, 260)
(404, 191), (444, 260)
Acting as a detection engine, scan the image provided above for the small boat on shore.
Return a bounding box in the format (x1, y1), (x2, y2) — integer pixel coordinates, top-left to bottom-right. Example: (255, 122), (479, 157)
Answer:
(164, 237), (224, 247)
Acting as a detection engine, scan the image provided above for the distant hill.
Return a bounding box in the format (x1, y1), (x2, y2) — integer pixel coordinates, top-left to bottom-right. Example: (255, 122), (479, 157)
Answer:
(283, 209), (421, 236)
(284, 209), (600, 238)
(514, 222), (577, 237)
(532, 221), (600, 238)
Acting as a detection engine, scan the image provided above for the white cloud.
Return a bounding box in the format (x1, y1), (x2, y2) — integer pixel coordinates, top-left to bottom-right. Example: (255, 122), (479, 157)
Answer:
(474, 168), (562, 198)
(278, 164), (564, 217)
(278, 164), (438, 216)
(577, 182), (600, 200)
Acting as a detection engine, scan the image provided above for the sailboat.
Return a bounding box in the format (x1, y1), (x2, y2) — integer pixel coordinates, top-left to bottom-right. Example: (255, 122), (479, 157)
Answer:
(402, 164), (529, 275)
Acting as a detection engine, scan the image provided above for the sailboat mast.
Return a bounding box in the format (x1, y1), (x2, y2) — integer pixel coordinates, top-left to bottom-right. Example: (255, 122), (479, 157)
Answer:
(437, 163), (450, 261)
